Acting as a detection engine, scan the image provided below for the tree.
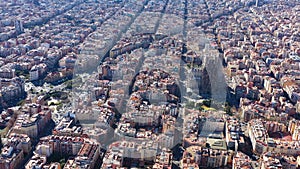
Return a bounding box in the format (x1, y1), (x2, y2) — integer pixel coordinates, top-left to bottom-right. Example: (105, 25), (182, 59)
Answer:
(60, 159), (66, 168)
(224, 102), (233, 116)
(203, 99), (211, 107)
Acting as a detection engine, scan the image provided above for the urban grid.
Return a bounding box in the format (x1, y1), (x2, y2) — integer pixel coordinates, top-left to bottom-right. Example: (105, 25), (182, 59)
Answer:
(0, 0), (299, 169)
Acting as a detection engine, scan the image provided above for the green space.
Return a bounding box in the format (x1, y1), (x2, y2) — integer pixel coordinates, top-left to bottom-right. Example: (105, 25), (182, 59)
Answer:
(47, 152), (70, 168)
(185, 99), (233, 116)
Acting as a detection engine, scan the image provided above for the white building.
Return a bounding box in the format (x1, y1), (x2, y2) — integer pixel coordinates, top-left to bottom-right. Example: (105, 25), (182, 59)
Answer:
(29, 66), (39, 81)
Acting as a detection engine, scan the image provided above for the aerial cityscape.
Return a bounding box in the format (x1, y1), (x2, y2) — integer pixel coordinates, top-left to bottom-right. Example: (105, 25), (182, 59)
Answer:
(0, 0), (299, 168)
